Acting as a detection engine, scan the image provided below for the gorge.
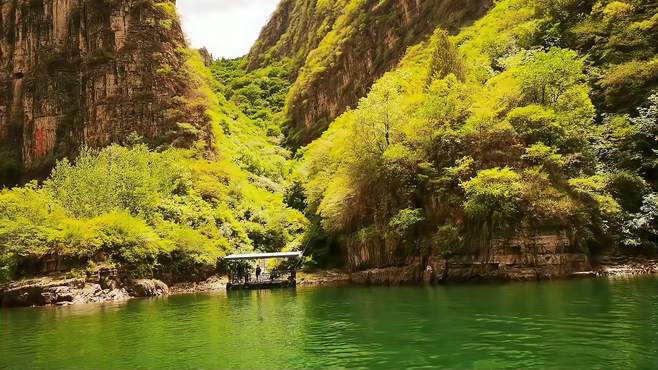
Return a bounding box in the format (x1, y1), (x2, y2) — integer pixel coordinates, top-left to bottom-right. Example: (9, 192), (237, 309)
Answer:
(0, 0), (657, 303)
(1, 1), (658, 368)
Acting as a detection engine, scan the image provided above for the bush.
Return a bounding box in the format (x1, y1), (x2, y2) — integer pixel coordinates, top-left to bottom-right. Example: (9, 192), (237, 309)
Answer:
(0, 142), (307, 281)
(462, 168), (524, 224)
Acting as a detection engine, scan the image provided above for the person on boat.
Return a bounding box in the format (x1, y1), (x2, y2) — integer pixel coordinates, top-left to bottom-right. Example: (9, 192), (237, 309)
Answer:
(256, 265), (262, 282)
(243, 266), (250, 283)
(235, 265), (243, 284)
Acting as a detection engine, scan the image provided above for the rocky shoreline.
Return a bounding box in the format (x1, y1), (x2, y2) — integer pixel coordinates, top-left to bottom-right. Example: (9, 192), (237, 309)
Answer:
(0, 272), (236, 308)
(298, 270), (351, 286)
(592, 256), (658, 277)
(0, 276), (168, 308)
(347, 256), (658, 285)
(0, 271), (351, 308)
(2, 258), (657, 308)
(169, 275), (228, 295)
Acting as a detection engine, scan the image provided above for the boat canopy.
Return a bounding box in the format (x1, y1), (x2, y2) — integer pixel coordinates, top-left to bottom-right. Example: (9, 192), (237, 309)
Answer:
(224, 251), (303, 261)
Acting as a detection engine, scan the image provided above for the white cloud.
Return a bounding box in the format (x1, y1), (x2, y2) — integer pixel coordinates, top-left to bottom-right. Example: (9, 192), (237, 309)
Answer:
(176, 0), (280, 59)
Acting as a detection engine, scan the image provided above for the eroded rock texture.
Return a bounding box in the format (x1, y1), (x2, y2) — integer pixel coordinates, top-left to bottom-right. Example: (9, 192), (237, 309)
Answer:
(345, 229), (594, 281)
(0, 0), (208, 184)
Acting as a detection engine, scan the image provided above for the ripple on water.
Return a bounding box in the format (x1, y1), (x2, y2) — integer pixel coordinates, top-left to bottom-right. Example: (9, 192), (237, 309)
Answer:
(1, 278), (658, 369)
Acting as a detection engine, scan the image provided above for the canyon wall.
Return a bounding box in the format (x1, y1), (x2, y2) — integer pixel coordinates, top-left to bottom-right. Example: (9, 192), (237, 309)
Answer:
(248, 0), (493, 146)
(245, 0), (351, 73)
(347, 228), (592, 281)
(0, 0), (208, 184)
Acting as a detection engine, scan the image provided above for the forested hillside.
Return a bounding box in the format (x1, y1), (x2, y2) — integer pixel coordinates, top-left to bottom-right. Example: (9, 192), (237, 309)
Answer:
(0, 1), (306, 283)
(1, 0), (657, 285)
(298, 0), (658, 272)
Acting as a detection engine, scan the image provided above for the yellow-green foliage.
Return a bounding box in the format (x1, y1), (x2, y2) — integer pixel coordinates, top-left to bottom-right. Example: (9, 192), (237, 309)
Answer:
(552, 0), (658, 109)
(0, 139), (307, 281)
(462, 168), (524, 222)
(0, 48), (308, 282)
(172, 50), (309, 255)
(296, 0), (658, 261)
(210, 57), (292, 134)
(569, 175), (622, 215)
(600, 58), (658, 107)
(154, 1), (177, 18)
(3, 0), (657, 279)
(246, 0), (352, 74)
(315, 0), (334, 11)
(185, 50), (293, 184)
(0, 147), (213, 278)
(455, 0), (541, 83)
(300, 0), (635, 260)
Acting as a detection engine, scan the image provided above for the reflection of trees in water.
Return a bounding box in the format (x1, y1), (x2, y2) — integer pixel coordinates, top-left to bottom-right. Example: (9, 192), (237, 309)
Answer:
(296, 280), (658, 368)
(3, 279), (658, 368)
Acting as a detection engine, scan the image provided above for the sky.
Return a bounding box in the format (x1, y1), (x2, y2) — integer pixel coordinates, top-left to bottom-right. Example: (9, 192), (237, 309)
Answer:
(176, 0), (280, 59)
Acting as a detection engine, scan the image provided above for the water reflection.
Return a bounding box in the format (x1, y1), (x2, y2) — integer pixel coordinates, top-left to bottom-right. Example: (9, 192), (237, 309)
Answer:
(1, 278), (658, 369)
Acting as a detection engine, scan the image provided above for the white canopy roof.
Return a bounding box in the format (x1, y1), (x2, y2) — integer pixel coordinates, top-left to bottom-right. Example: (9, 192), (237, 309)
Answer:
(224, 251), (303, 261)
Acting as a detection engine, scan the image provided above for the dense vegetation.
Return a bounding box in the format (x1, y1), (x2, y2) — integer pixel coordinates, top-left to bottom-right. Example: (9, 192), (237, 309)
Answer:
(1, 0), (657, 282)
(0, 51), (306, 283)
(300, 0), (658, 269)
(210, 57), (293, 137)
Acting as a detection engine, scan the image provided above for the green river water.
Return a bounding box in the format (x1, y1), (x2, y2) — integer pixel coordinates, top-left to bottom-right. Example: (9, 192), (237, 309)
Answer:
(1, 277), (658, 369)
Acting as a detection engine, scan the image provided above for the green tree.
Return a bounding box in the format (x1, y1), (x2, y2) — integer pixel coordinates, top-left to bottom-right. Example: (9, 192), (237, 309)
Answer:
(462, 167), (524, 224)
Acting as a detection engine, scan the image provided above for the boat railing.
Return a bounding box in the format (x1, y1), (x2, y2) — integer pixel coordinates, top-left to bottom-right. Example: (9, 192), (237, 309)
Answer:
(229, 270), (295, 284)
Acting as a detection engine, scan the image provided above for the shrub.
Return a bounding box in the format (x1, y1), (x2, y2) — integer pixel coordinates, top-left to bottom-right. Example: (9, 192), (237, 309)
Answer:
(462, 168), (524, 223)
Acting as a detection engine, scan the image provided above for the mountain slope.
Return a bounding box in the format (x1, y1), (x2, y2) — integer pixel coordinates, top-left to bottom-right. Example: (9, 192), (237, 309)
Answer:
(248, 0), (493, 146)
(1, 0), (656, 286)
(0, 1), (308, 284)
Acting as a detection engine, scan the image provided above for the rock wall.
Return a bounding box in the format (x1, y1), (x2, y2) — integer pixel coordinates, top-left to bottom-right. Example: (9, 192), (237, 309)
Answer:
(349, 253), (593, 284)
(347, 229), (594, 283)
(248, 0), (493, 146)
(0, 0), (209, 184)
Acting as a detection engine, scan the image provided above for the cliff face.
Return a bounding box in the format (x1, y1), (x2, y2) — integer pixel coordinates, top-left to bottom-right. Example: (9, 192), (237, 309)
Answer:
(0, 0), (209, 184)
(248, 0), (493, 145)
(245, 0), (351, 73)
(344, 219), (594, 281)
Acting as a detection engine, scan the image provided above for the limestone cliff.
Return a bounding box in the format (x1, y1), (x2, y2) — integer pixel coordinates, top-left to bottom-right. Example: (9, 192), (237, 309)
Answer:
(0, 0), (209, 184)
(248, 0), (493, 146)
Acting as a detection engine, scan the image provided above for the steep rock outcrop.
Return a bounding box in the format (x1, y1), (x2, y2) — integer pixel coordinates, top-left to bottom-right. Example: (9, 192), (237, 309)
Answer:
(346, 229), (593, 282)
(349, 253), (593, 284)
(248, 0), (493, 145)
(245, 0), (350, 74)
(0, 0), (209, 184)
